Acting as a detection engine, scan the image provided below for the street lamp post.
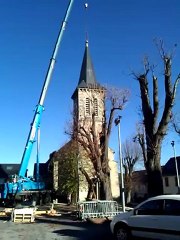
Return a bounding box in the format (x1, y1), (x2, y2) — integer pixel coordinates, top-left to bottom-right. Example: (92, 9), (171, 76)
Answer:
(95, 177), (100, 200)
(171, 141), (180, 193)
(115, 116), (125, 212)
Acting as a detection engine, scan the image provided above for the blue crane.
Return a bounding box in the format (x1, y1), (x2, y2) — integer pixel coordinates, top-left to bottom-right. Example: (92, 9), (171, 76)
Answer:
(0, 0), (74, 203)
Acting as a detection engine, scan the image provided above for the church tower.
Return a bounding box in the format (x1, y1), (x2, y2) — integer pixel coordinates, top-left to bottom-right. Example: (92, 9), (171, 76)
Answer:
(71, 41), (106, 200)
(71, 40), (105, 135)
(50, 5), (120, 202)
(71, 41), (120, 201)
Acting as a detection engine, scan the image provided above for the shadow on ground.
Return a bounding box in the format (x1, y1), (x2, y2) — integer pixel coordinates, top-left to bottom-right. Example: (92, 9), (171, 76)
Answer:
(0, 204), (113, 240)
(36, 214), (112, 240)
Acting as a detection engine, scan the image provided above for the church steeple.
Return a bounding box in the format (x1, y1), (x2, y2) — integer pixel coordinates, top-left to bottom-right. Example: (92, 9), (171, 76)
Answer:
(71, 41), (101, 99)
(71, 38), (105, 127)
(78, 40), (97, 87)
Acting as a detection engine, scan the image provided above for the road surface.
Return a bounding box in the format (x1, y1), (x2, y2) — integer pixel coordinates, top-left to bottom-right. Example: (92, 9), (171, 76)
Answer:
(0, 213), (112, 240)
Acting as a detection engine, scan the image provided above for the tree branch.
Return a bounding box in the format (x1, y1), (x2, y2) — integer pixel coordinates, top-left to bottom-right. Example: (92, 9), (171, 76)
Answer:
(153, 75), (159, 133)
(157, 58), (180, 136)
(137, 73), (153, 138)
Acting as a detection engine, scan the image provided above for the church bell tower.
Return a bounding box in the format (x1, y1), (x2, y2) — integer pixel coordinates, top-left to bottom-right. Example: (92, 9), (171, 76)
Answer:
(71, 40), (105, 134)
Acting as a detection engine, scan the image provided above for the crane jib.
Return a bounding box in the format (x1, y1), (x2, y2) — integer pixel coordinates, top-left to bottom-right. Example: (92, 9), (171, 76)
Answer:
(18, 0), (74, 179)
(19, 104), (44, 177)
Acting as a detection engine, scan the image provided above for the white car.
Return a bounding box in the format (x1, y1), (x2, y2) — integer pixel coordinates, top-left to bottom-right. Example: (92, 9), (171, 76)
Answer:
(110, 195), (180, 240)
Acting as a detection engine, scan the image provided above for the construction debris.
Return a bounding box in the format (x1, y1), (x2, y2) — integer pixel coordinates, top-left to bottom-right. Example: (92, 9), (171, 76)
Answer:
(0, 203), (74, 223)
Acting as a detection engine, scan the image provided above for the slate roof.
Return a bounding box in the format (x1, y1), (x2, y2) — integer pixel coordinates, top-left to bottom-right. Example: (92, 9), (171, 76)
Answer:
(0, 164), (20, 179)
(132, 170), (148, 183)
(131, 157), (180, 178)
(78, 41), (97, 86)
(72, 41), (103, 99)
(162, 156), (180, 176)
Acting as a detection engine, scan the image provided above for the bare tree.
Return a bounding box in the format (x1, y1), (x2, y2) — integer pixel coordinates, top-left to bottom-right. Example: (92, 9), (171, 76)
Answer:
(122, 139), (142, 204)
(134, 123), (147, 164)
(134, 41), (180, 197)
(68, 86), (129, 200)
(78, 165), (97, 200)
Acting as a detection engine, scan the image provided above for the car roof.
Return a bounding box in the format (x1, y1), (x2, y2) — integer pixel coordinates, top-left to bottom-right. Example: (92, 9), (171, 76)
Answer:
(136, 195), (180, 208)
(148, 195), (180, 201)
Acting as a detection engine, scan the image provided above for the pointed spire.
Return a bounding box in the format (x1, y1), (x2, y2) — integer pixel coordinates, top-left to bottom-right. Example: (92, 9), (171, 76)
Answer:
(77, 40), (97, 88)
(71, 41), (102, 99)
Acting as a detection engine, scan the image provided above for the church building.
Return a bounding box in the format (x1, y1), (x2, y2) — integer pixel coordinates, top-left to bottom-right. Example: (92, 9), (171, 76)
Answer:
(50, 40), (120, 202)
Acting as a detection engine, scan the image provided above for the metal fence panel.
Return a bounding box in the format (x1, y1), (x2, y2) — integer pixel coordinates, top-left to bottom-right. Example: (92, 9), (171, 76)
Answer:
(78, 200), (120, 220)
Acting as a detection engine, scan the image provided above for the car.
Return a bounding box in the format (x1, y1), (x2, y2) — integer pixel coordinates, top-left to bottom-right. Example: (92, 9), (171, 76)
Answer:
(110, 194), (180, 240)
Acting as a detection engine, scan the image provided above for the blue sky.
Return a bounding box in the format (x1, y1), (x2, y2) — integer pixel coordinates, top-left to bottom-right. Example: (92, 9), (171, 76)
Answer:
(0, 0), (179, 175)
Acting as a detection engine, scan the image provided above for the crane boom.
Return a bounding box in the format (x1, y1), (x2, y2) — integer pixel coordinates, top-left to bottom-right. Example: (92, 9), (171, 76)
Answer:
(18, 0), (74, 177)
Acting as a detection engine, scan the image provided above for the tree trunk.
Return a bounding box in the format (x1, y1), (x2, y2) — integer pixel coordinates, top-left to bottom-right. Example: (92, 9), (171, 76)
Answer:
(126, 189), (132, 205)
(145, 145), (163, 197)
(124, 175), (132, 204)
(86, 182), (96, 200)
(79, 166), (96, 201)
(99, 173), (112, 200)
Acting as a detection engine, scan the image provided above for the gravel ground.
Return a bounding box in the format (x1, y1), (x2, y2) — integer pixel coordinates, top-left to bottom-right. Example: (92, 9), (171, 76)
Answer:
(0, 219), (60, 240)
(0, 205), (112, 240)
